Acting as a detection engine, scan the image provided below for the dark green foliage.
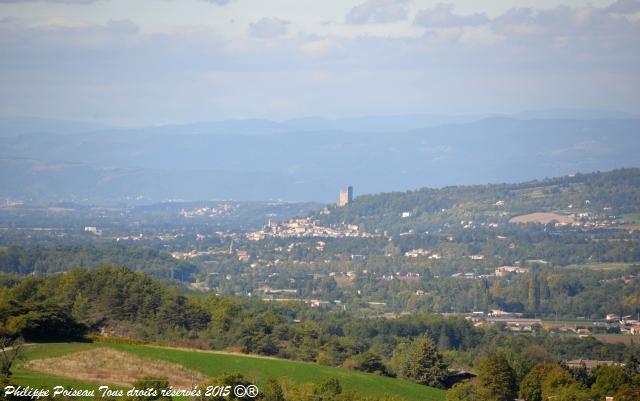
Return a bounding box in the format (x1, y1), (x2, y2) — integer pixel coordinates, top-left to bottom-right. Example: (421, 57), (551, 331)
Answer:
(0, 301), (86, 341)
(0, 245), (197, 281)
(344, 352), (389, 376)
(590, 365), (634, 401)
(476, 354), (517, 401)
(397, 335), (448, 388)
(520, 364), (555, 401)
(198, 373), (257, 401)
(0, 267), (208, 341)
(312, 378), (342, 401)
(518, 363), (640, 401)
(445, 382), (477, 401)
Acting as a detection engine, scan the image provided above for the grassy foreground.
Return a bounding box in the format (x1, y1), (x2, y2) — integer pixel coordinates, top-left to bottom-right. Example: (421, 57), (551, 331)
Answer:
(13, 342), (446, 401)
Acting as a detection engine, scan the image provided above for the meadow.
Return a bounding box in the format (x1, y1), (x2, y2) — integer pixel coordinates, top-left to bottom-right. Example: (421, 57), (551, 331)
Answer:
(13, 342), (446, 401)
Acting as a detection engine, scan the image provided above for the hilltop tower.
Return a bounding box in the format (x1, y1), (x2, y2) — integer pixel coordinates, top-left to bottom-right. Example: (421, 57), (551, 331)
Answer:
(338, 186), (353, 207)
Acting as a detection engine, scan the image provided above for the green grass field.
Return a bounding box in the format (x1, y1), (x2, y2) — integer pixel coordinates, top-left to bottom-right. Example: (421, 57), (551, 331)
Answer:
(12, 343), (446, 401)
(622, 213), (640, 224)
(563, 262), (636, 271)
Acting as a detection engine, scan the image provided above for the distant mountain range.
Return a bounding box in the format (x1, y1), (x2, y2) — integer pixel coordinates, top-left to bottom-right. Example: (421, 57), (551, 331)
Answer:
(1, 109), (637, 137)
(1, 111), (639, 204)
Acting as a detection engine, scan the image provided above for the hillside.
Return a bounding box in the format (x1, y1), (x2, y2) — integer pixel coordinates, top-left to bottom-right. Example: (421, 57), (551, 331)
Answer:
(316, 168), (640, 235)
(14, 342), (446, 401)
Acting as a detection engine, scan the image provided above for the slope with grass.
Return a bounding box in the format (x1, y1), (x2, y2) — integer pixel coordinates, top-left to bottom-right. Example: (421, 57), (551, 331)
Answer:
(13, 342), (446, 401)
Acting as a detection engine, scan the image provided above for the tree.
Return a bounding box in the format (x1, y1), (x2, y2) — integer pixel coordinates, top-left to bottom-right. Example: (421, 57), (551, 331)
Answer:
(476, 354), (517, 401)
(0, 337), (23, 378)
(527, 272), (540, 312)
(624, 353), (640, 375)
(540, 365), (579, 401)
(261, 378), (285, 401)
(397, 335), (448, 388)
(437, 326), (451, 352)
(445, 382), (478, 401)
(520, 364), (549, 401)
(197, 373), (258, 401)
(590, 365), (632, 401)
(312, 378), (341, 401)
(520, 364), (591, 401)
(342, 352), (388, 376)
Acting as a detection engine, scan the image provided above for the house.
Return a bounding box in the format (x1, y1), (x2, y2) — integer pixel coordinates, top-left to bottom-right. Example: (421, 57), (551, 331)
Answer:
(236, 250), (250, 262)
(565, 360), (620, 369)
(606, 314), (620, 322)
(576, 328), (591, 336)
(405, 248), (430, 257)
(84, 226), (102, 236)
(495, 266), (529, 277)
(308, 299), (331, 308)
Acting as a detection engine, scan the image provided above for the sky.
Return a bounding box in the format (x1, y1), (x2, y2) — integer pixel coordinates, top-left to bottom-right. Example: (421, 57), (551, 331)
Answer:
(0, 0), (639, 125)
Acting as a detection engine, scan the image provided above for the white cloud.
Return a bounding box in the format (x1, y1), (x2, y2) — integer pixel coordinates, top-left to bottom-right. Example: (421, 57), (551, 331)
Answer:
(0, 1), (639, 123)
(414, 3), (489, 28)
(345, 0), (409, 24)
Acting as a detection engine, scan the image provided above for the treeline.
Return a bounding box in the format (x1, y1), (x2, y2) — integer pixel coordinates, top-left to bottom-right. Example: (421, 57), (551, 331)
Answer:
(1, 268), (638, 386)
(447, 354), (640, 401)
(362, 265), (640, 319)
(0, 245), (197, 281)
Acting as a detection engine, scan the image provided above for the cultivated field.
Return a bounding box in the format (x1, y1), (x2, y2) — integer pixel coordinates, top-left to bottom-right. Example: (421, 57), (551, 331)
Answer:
(14, 343), (446, 401)
(510, 212), (575, 225)
(26, 348), (207, 388)
(594, 335), (639, 346)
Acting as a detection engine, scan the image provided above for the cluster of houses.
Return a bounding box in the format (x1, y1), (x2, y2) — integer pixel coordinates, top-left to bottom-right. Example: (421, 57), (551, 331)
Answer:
(178, 203), (236, 218)
(607, 314), (640, 335)
(461, 310), (640, 337)
(247, 218), (373, 240)
(403, 248), (442, 259)
(450, 266), (530, 280)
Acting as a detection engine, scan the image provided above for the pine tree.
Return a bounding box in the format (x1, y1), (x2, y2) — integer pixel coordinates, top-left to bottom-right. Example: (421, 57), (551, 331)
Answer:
(399, 335), (448, 388)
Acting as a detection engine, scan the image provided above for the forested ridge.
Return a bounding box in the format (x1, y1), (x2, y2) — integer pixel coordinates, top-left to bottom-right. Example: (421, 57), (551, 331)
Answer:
(316, 168), (640, 234)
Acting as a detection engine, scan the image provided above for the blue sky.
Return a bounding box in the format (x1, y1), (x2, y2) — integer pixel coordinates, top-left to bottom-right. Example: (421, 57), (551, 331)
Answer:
(0, 0), (638, 125)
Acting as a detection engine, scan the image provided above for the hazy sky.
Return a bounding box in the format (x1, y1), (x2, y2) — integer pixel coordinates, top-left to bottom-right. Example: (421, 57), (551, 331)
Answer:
(0, 0), (638, 125)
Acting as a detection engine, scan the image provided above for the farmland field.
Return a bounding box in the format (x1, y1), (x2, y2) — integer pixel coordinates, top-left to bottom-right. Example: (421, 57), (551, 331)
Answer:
(563, 262), (637, 271)
(622, 213), (640, 224)
(594, 335), (639, 346)
(509, 212), (575, 224)
(13, 343), (446, 401)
